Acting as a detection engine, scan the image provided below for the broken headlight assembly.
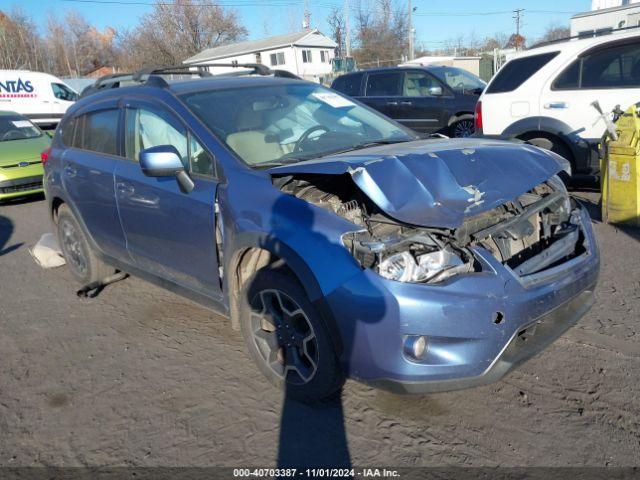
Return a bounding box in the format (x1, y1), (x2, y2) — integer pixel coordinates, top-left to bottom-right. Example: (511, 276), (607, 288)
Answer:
(342, 231), (475, 284)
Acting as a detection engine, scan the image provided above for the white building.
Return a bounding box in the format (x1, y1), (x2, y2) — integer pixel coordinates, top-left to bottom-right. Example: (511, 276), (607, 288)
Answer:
(571, 1), (640, 36)
(183, 29), (337, 83)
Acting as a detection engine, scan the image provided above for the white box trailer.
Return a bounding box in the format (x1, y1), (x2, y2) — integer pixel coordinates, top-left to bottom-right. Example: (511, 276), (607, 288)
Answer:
(0, 70), (78, 127)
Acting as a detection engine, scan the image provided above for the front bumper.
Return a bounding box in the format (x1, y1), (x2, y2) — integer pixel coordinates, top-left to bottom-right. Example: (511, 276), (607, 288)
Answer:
(0, 172), (44, 200)
(323, 205), (600, 393)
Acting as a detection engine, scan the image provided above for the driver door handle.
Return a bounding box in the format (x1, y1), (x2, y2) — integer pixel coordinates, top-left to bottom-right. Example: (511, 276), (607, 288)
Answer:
(386, 100), (398, 106)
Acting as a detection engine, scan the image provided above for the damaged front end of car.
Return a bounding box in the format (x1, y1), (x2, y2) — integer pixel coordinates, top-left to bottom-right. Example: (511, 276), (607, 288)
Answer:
(273, 171), (587, 286)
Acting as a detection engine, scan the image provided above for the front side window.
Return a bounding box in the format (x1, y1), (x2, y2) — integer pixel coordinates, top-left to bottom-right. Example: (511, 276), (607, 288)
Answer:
(77, 109), (119, 155)
(125, 108), (188, 167)
(366, 72), (402, 96)
(486, 52), (559, 93)
(181, 83), (415, 167)
(51, 83), (78, 102)
(403, 72), (440, 97)
(430, 67), (486, 93)
(0, 115), (43, 142)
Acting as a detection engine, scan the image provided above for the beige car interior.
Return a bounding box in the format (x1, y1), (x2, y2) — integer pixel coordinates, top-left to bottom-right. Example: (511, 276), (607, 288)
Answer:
(226, 107), (287, 164)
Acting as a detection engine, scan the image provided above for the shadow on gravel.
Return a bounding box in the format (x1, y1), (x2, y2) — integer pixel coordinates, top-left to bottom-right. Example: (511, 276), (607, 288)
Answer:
(252, 195), (387, 471)
(0, 215), (23, 256)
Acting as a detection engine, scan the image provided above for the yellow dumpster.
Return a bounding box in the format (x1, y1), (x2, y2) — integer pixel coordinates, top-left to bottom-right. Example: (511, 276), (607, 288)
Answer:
(602, 104), (640, 226)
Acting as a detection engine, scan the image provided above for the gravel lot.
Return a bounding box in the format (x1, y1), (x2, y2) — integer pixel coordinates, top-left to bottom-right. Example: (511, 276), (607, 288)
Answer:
(0, 191), (639, 468)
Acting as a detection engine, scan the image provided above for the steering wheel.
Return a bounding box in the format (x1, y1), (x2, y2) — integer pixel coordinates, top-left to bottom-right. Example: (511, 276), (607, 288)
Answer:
(293, 125), (330, 153)
(2, 130), (24, 141)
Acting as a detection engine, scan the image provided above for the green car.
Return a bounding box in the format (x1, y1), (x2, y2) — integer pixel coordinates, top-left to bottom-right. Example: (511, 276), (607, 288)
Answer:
(0, 111), (51, 201)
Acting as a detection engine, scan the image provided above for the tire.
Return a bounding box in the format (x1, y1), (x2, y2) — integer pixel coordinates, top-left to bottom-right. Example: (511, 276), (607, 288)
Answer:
(56, 204), (115, 285)
(449, 115), (475, 138)
(523, 135), (574, 183)
(240, 268), (344, 403)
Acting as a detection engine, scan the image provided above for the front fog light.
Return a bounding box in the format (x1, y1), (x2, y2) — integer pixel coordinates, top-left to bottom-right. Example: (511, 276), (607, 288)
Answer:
(404, 335), (428, 360)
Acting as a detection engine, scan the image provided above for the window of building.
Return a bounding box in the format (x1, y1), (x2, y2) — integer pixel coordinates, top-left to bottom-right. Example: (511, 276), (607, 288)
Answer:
(270, 52), (285, 66)
(255, 53), (261, 64)
(302, 50), (313, 63)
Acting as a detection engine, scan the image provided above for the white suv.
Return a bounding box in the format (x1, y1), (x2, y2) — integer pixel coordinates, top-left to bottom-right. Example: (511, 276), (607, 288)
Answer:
(476, 30), (640, 179)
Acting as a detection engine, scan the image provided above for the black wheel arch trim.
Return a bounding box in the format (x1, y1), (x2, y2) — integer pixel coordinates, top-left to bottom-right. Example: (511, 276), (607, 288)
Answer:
(226, 232), (345, 356)
(500, 116), (598, 173)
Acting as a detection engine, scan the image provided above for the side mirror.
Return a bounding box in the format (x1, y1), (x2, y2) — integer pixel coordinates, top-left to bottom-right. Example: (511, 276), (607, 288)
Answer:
(139, 145), (194, 194)
(428, 86), (443, 96)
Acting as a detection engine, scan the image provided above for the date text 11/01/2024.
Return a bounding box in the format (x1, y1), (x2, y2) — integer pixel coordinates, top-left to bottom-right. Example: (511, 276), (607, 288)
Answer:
(232, 468), (400, 477)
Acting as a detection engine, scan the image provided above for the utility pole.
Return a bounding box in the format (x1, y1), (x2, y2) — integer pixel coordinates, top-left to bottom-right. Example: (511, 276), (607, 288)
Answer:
(408, 0), (414, 60)
(303, 0), (311, 29)
(345, 0), (351, 57)
(513, 8), (524, 50)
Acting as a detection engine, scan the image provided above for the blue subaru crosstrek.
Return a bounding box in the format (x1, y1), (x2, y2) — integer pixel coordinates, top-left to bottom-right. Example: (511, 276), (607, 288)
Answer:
(43, 65), (599, 402)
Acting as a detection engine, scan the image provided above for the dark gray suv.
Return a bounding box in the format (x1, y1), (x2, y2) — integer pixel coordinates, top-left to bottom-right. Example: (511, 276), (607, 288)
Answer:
(331, 66), (485, 137)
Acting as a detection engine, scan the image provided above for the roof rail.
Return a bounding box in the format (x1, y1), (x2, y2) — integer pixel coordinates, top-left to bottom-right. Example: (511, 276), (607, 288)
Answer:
(131, 62), (273, 82)
(530, 23), (640, 49)
(81, 62), (291, 98)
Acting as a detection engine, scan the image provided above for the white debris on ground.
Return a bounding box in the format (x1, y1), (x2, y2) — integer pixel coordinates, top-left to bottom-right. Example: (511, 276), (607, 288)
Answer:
(29, 233), (65, 268)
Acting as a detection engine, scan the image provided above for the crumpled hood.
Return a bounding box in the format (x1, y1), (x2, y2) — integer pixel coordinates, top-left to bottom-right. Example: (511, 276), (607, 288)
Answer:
(269, 138), (563, 229)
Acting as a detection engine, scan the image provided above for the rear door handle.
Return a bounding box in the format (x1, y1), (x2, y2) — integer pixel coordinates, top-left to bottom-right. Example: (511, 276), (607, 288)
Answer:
(64, 165), (77, 177)
(116, 182), (134, 196)
(544, 102), (569, 109)
(400, 101), (412, 106)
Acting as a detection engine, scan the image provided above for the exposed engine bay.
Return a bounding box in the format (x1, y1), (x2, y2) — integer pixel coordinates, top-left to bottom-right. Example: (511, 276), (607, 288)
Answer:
(273, 173), (586, 284)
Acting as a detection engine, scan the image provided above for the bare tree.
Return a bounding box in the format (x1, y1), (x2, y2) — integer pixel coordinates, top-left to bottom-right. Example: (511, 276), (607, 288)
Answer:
(0, 8), (44, 70)
(117, 0), (247, 69)
(353, 0), (408, 67)
(327, 7), (346, 58)
(535, 23), (570, 44)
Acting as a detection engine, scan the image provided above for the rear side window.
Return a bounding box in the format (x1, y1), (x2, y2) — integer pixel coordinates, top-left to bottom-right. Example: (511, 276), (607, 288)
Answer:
(60, 117), (77, 146)
(486, 52), (559, 93)
(76, 109), (119, 155)
(331, 73), (364, 96)
(366, 72), (402, 96)
(554, 41), (640, 89)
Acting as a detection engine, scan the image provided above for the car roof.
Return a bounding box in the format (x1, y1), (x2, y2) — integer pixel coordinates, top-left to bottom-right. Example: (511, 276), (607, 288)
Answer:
(512, 29), (640, 58)
(339, 65), (449, 76)
(167, 75), (305, 95)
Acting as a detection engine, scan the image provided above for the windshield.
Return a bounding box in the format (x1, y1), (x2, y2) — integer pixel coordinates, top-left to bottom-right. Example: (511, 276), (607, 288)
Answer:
(181, 82), (416, 167)
(0, 115), (43, 142)
(431, 67), (486, 93)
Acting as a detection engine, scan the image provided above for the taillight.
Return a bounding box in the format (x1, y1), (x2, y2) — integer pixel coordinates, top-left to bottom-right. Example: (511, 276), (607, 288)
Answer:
(474, 101), (483, 131)
(41, 147), (51, 166)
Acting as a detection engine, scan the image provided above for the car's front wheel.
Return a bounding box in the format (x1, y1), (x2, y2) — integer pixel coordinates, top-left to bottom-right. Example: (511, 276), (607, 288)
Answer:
(240, 268), (344, 403)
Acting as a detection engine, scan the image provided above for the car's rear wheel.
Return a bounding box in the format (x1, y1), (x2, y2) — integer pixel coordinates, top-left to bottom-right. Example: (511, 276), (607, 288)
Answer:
(56, 204), (114, 285)
(240, 268), (343, 403)
(450, 115), (475, 138)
